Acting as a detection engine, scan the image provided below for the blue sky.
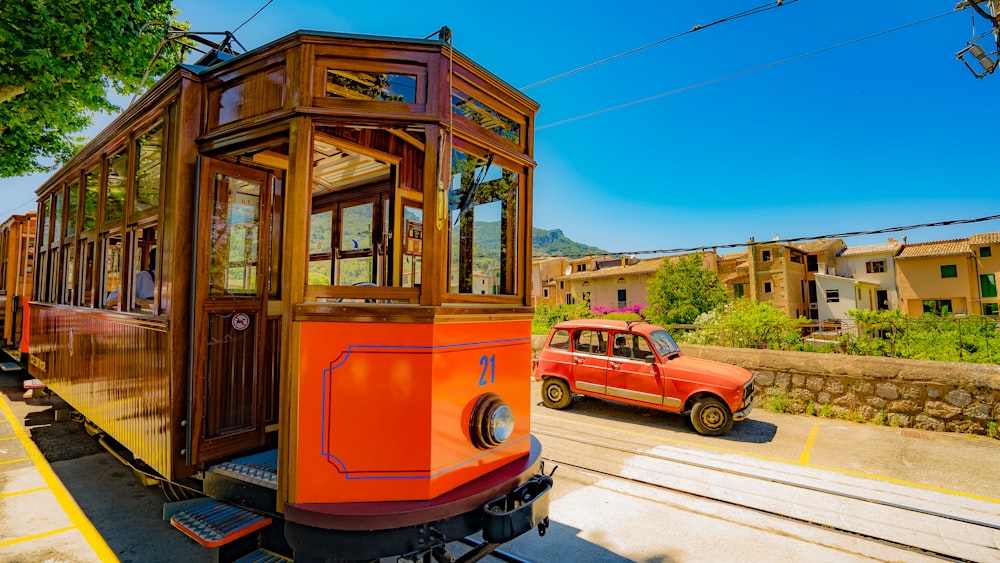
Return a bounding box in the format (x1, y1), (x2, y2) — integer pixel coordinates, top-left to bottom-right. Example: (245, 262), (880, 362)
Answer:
(2, 0), (997, 255)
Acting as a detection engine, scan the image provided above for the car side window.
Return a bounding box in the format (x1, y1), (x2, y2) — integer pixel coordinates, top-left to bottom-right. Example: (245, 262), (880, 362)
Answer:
(573, 329), (608, 355)
(612, 333), (633, 358)
(549, 329), (570, 350)
(634, 335), (654, 360)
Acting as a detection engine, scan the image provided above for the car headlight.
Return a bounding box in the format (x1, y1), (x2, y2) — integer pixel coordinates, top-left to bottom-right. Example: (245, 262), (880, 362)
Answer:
(469, 393), (514, 449)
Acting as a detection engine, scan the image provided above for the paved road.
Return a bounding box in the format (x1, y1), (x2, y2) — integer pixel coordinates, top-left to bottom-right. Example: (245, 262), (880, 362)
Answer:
(2, 371), (998, 562)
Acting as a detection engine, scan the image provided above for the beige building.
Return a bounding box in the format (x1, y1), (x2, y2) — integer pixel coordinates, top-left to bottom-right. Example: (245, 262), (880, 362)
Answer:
(896, 239), (976, 316)
(969, 232), (999, 316)
(531, 257), (568, 306)
(744, 240), (809, 319)
(557, 256), (662, 310)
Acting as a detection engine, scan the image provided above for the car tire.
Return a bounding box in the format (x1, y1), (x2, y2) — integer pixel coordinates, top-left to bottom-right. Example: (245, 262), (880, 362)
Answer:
(690, 396), (734, 436)
(542, 378), (572, 409)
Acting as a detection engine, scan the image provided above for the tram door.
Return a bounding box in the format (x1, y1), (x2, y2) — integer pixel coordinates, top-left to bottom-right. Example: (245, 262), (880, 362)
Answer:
(190, 158), (281, 464)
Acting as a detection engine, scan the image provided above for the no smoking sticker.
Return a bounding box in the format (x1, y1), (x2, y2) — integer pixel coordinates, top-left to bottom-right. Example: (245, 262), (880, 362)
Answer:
(232, 312), (251, 331)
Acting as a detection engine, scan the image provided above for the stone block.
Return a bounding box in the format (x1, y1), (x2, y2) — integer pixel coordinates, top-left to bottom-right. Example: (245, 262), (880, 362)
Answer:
(755, 370), (775, 386)
(833, 392), (857, 407)
(901, 385), (924, 401)
(852, 381), (873, 394)
(825, 378), (845, 394)
(817, 392), (831, 404)
(927, 387), (940, 399)
(866, 396), (887, 409)
(875, 383), (899, 400)
(886, 399), (921, 414)
(805, 376), (824, 392)
(963, 404), (992, 420)
(774, 373), (791, 390)
(924, 400), (962, 419)
(792, 374), (805, 388)
(946, 419), (983, 435)
(945, 388), (973, 408)
(913, 414), (945, 432)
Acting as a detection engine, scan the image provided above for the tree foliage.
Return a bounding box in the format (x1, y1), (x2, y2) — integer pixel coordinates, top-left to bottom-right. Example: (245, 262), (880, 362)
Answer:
(840, 309), (1000, 363)
(0, 0), (186, 176)
(532, 303), (594, 334)
(645, 253), (730, 325)
(680, 299), (807, 350)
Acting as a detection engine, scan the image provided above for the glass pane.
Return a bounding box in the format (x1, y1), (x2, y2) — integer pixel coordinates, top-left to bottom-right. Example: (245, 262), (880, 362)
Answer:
(84, 167), (99, 231)
(447, 150), (518, 295)
(102, 235), (123, 309)
(105, 149), (127, 224)
(39, 199), (50, 248)
(340, 203), (373, 252)
(326, 70), (416, 102)
(308, 210), (333, 286)
(81, 241), (95, 307)
(402, 206), (422, 288)
(134, 226), (158, 312)
(210, 174), (261, 296)
(452, 90), (521, 144)
(64, 249), (75, 305)
(52, 190), (64, 243)
(338, 257), (372, 286)
(66, 181), (78, 237)
(134, 123), (163, 213)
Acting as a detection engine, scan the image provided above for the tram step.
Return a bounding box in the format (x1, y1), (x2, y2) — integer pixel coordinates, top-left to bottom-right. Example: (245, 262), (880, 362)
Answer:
(1, 361), (22, 372)
(233, 548), (292, 563)
(211, 449), (278, 490)
(22, 378), (45, 388)
(170, 499), (272, 548)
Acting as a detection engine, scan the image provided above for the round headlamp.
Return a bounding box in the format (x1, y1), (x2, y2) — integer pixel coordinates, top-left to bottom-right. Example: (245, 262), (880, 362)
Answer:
(469, 393), (514, 449)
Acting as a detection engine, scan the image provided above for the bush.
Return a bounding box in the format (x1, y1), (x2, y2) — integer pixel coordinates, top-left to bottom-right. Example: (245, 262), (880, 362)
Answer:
(532, 303), (594, 334)
(679, 299), (806, 350)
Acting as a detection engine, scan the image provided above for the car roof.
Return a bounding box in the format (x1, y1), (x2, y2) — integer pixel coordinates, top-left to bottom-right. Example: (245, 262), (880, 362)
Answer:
(552, 319), (665, 334)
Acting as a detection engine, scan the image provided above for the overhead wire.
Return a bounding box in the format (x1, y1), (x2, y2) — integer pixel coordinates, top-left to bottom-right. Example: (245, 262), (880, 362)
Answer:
(532, 214), (1000, 259)
(520, 0), (798, 90)
(537, 10), (956, 130)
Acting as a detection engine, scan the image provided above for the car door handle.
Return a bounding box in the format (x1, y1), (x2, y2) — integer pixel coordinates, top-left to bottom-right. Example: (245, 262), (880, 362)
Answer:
(609, 361), (621, 369)
(573, 357), (585, 364)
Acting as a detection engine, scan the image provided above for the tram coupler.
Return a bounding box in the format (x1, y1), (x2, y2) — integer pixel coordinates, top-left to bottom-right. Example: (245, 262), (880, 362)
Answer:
(481, 473), (553, 543)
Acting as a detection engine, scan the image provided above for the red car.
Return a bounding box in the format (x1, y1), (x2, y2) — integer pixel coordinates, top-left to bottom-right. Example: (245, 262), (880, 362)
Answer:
(533, 319), (755, 435)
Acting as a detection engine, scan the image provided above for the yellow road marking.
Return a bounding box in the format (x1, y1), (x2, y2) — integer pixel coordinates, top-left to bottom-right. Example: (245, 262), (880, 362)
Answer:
(0, 486), (47, 498)
(799, 424), (819, 465)
(533, 413), (1000, 505)
(0, 456), (30, 466)
(0, 396), (120, 561)
(0, 526), (76, 548)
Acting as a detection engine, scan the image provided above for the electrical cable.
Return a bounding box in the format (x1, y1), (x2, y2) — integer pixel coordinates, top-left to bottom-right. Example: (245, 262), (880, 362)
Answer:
(521, 1), (797, 90)
(537, 10), (955, 130)
(532, 214), (1000, 259)
(0, 198), (38, 218)
(232, 0), (274, 34)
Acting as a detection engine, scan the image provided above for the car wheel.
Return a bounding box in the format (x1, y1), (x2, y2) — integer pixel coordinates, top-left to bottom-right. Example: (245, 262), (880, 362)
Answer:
(542, 378), (572, 409)
(690, 397), (733, 436)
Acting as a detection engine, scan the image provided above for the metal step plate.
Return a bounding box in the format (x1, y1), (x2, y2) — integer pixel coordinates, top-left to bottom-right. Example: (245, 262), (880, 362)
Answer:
(170, 499), (271, 548)
(233, 548), (291, 563)
(211, 449), (278, 490)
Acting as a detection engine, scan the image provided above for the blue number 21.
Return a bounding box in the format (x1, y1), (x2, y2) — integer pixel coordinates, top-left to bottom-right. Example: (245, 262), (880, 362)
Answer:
(478, 355), (496, 386)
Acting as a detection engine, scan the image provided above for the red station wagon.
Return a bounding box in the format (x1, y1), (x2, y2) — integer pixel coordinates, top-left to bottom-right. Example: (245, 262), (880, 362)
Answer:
(533, 319), (755, 435)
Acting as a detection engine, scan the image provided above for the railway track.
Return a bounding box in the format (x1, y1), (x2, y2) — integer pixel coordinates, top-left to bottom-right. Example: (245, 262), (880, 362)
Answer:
(532, 421), (1000, 562)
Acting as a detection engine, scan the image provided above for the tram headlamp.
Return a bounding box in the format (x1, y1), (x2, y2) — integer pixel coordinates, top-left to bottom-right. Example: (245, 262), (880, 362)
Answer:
(469, 393), (515, 449)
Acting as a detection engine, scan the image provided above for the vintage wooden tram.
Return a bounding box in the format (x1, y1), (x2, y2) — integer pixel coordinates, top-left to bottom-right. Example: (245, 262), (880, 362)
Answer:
(0, 212), (35, 366)
(27, 29), (550, 562)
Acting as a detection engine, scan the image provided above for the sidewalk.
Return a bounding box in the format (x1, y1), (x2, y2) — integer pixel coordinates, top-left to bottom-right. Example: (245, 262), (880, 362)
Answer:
(0, 376), (117, 562)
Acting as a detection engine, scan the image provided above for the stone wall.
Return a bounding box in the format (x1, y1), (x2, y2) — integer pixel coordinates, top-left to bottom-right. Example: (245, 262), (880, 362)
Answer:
(681, 344), (1000, 436)
(530, 335), (1000, 436)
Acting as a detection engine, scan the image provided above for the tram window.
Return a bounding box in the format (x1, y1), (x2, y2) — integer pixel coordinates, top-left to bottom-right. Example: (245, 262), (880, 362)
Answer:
(128, 225), (158, 313)
(48, 247), (62, 304)
(66, 180), (79, 237)
(134, 123), (163, 213)
(447, 148), (519, 295)
(38, 199), (50, 249)
(451, 90), (521, 145)
(64, 248), (75, 305)
(402, 205), (422, 287)
(101, 235), (123, 309)
(52, 189), (64, 245)
(309, 210), (333, 285)
(339, 202), (374, 285)
(326, 69), (417, 103)
(83, 166), (99, 232)
(80, 240), (96, 307)
(105, 148), (127, 225)
(210, 174), (261, 296)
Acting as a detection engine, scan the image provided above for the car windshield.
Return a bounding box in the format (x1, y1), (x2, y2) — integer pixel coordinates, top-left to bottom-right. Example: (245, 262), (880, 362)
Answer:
(649, 330), (680, 356)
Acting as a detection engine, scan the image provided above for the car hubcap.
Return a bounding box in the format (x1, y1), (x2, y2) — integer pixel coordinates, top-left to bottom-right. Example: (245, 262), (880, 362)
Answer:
(546, 385), (562, 401)
(702, 406), (724, 428)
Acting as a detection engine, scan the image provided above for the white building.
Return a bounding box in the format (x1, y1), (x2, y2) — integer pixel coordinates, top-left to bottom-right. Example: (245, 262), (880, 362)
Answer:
(834, 238), (903, 311)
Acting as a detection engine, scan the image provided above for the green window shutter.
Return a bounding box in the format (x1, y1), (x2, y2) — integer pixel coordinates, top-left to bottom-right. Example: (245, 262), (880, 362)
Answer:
(982, 274), (998, 298)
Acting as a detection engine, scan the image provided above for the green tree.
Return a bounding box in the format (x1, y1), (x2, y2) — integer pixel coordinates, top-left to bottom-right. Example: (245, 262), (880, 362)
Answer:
(0, 1), (186, 176)
(682, 299), (806, 350)
(645, 253), (730, 325)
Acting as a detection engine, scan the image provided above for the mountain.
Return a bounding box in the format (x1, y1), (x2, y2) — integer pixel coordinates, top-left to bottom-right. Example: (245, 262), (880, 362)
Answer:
(532, 227), (607, 258)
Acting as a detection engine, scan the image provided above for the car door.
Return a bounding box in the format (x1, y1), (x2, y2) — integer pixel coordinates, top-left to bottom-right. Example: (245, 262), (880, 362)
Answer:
(611, 332), (683, 410)
(571, 329), (609, 394)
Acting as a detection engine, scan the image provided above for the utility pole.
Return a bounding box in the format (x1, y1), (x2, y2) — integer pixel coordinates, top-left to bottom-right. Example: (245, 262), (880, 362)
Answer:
(955, 0), (1000, 77)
